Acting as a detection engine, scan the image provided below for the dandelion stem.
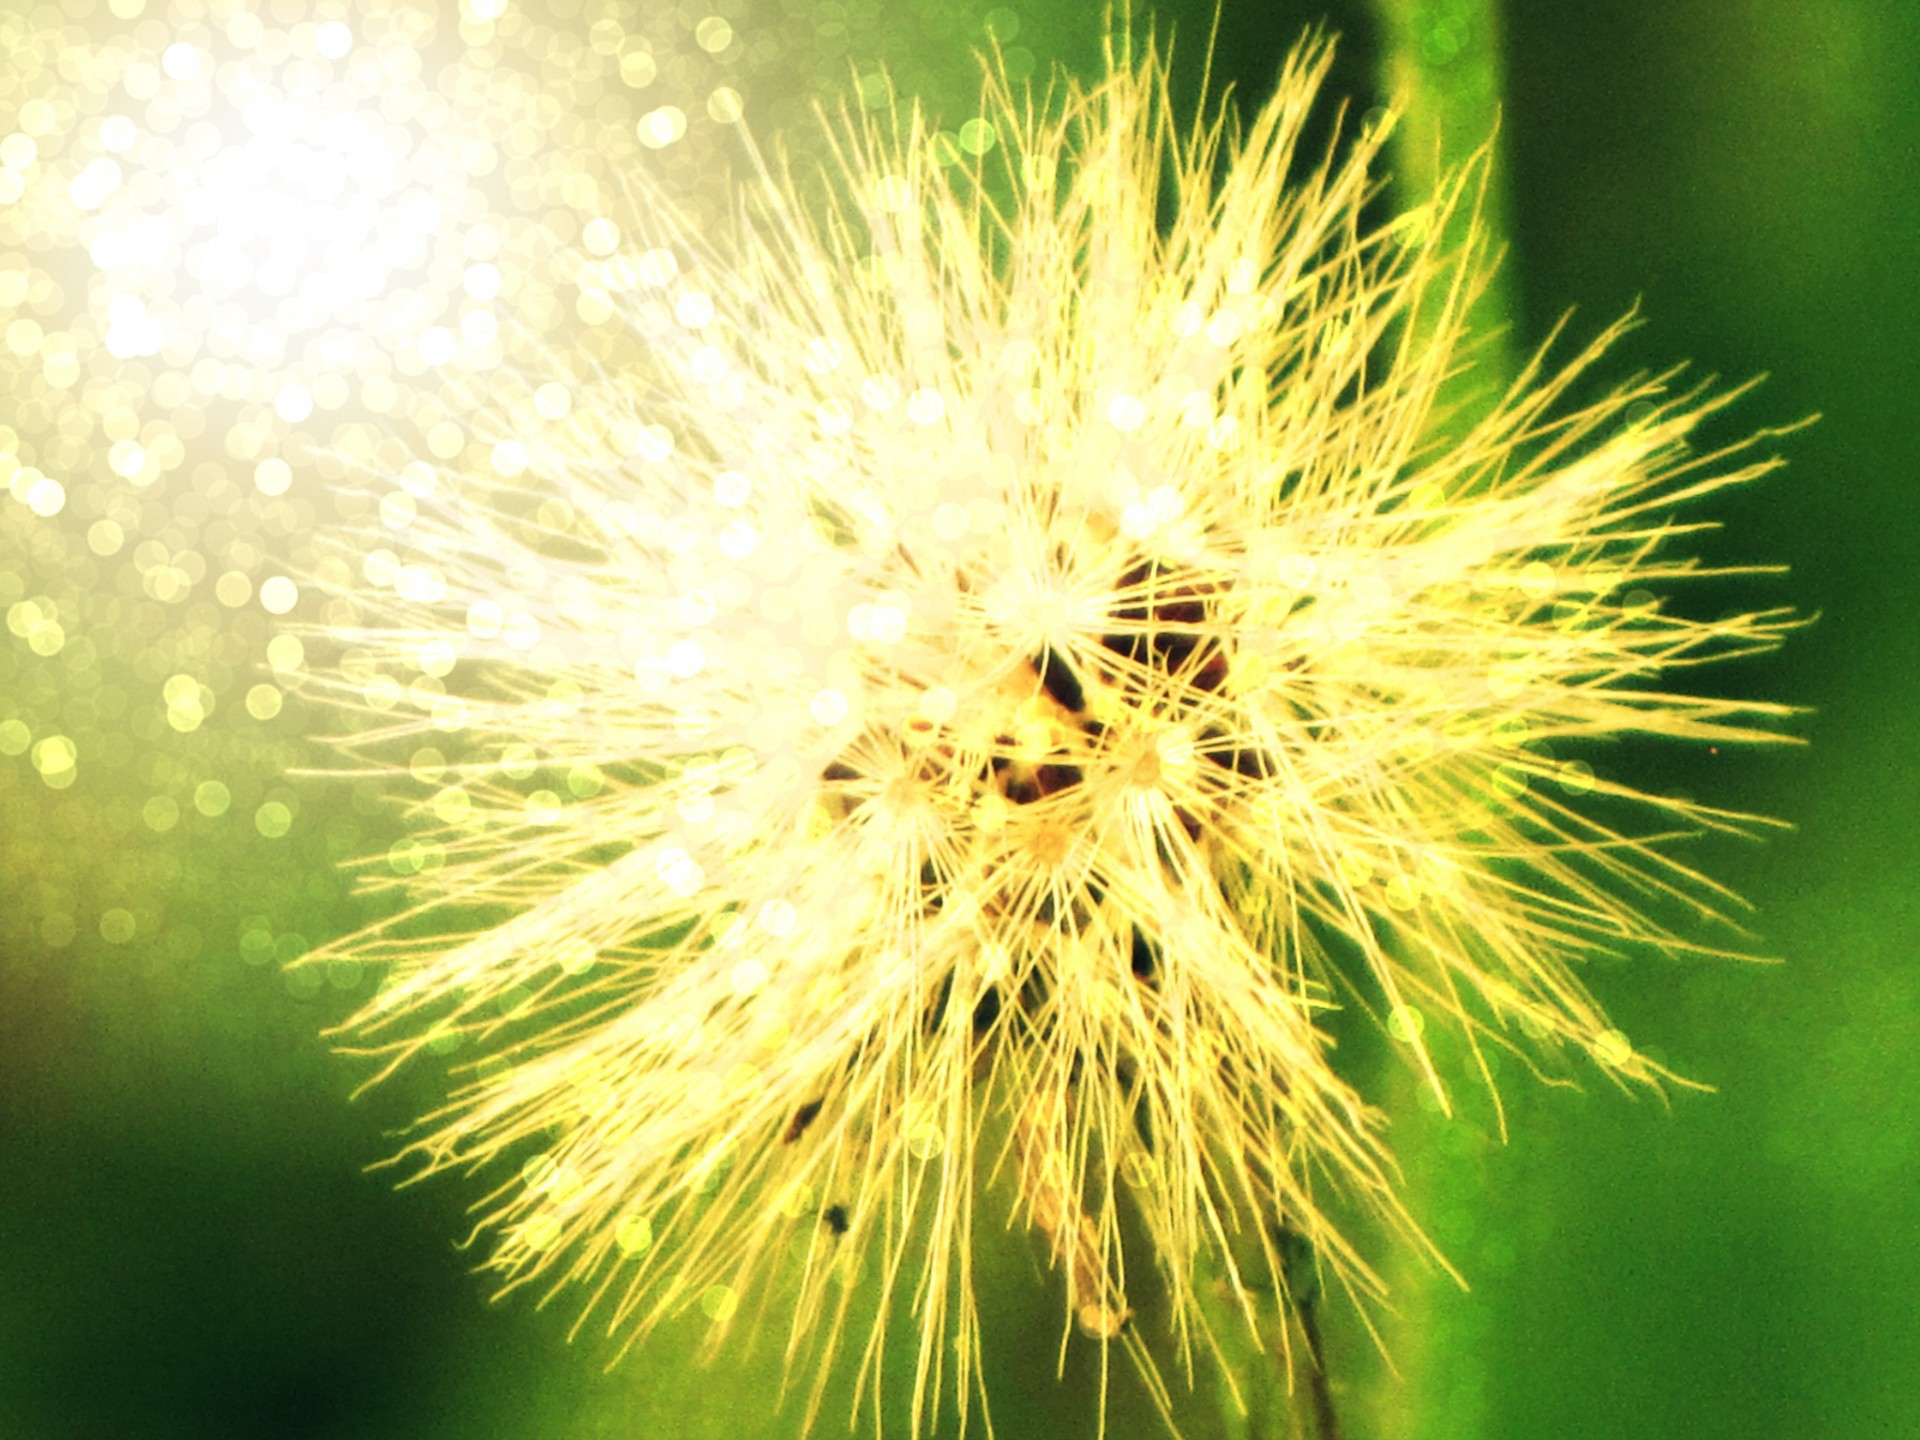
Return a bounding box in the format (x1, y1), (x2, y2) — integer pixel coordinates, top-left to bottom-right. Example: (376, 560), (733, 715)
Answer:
(1296, 1318), (1340, 1439)
(1283, 1226), (1343, 1440)
(1373, 0), (1519, 383)
(1354, 7), (1521, 1440)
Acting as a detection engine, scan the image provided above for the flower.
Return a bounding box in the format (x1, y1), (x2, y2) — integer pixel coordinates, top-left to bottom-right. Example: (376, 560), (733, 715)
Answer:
(298, 34), (1797, 1436)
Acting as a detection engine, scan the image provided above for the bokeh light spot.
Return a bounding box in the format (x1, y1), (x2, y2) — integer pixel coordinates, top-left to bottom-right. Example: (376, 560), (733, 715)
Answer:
(255, 459), (294, 496)
(315, 21), (353, 60)
(615, 1214), (654, 1256)
(259, 577), (299, 615)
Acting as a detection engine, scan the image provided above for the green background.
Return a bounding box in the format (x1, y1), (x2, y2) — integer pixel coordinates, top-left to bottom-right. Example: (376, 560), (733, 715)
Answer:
(2, 1), (1914, 1437)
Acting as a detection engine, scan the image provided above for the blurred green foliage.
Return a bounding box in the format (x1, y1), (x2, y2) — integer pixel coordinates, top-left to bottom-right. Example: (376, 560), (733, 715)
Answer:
(2, 1), (1914, 1437)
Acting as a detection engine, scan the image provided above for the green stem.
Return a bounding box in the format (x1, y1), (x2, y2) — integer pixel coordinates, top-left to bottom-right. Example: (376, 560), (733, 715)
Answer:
(1197, 1215), (1342, 1440)
(1374, 0), (1520, 383)
(1285, 1233), (1343, 1440)
(1350, 6), (1521, 1440)
(1203, 11), (1523, 1440)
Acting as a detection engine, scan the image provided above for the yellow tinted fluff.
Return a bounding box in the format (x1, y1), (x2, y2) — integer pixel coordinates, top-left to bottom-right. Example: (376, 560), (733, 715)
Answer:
(298, 35), (1797, 1439)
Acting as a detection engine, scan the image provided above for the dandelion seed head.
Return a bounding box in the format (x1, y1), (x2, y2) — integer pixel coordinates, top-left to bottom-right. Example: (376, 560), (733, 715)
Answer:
(301, 34), (1797, 1439)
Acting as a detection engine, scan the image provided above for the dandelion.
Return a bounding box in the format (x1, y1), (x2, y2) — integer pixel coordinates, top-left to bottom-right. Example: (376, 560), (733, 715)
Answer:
(298, 34), (1796, 1438)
